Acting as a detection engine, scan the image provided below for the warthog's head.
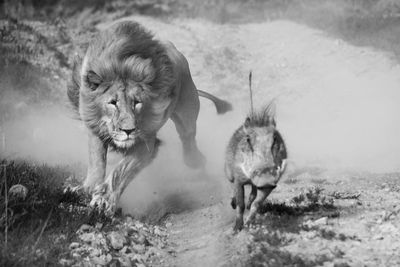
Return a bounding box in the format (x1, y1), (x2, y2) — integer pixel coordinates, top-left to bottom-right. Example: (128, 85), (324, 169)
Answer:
(237, 105), (287, 188)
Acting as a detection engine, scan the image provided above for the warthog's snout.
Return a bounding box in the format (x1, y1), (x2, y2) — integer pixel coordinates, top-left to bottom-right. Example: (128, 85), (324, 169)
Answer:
(250, 159), (287, 188)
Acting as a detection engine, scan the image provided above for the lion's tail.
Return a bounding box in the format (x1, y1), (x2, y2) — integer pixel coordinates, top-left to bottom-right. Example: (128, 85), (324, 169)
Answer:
(67, 56), (82, 118)
(197, 90), (232, 114)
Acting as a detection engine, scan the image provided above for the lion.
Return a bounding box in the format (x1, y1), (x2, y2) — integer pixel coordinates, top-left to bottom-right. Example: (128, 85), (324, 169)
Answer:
(67, 21), (232, 213)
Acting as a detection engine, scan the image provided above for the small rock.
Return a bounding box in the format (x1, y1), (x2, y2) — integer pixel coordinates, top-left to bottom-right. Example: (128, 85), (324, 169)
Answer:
(372, 234), (384, 240)
(108, 231), (127, 250)
(119, 256), (133, 267)
(79, 232), (96, 243)
(379, 222), (398, 233)
(132, 244), (146, 254)
(128, 253), (144, 262)
(69, 242), (80, 250)
(109, 260), (121, 267)
(106, 254), (113, 264)
(125, 216), (134, 225)
(135, 234), (149, 245)
(59, 258), (74, 266)
(144, 247), (167, 260)
(135, 221), (144, 229)
(154, 226), (164, 236)
(92, 255), (108, 265)
(55, 234), (67, 243)
(78, 224), (92, 233)
(304, 231), (317, 240)
(314, 217), (328, 226)
(72, 252), (81, 258)
(120, 246), (130, 254)
(95, 222), (103, 230)
(165, 222), (172, 228)
(8, 184), (28, 200)
(89, 248), (101, 257)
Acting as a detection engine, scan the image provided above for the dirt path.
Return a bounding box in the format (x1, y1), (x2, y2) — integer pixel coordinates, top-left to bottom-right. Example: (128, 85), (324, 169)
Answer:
(96, 15), (400, 267)
(162, 204), (232, 267)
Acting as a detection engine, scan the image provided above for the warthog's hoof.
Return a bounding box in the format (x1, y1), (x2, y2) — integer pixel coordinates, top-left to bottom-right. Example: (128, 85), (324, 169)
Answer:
(244, 214), (256, 227)
(233, 218), (244, 232)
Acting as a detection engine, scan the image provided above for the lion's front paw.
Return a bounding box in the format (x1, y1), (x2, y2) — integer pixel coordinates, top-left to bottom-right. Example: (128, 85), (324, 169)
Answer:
(89, 184), (117, 216)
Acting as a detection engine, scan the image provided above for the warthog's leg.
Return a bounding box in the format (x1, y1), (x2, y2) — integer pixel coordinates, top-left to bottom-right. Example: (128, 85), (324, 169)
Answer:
(244, 187), (274, 226)
(90, 138), (160, 214)
(233, 182), (245, 231)
(247, 185), (257, 210)
(83, 131), (108, 192)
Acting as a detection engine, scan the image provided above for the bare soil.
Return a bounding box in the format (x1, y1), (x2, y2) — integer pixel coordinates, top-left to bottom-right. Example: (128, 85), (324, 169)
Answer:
(107, 15), (400, 266)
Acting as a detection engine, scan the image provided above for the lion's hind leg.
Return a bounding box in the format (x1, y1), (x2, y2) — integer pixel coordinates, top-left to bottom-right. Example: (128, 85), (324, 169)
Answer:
(171, 75), (206, 169)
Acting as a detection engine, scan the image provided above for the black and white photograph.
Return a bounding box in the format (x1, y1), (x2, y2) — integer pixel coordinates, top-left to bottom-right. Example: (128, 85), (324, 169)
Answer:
(1, 0), (400, 266)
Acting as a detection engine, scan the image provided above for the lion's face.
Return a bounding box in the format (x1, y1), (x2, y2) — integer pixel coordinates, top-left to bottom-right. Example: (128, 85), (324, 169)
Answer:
(76, 22), (176, 150)
(101, 82), (144, 149)
(79, 57), (173, 150)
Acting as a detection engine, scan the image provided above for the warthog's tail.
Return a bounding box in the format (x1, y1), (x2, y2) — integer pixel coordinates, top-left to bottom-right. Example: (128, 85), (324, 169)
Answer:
(197, 90), (232, 114)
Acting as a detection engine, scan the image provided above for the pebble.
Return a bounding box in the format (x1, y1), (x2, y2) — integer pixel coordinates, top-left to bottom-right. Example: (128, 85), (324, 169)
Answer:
(92, 255), (108, 265)
(69, 242), (80, 250)
(119, 256), (133, 267)
(95, 222), (104, 230)
(79, 232), (96, 244)
(314, 217), (328, 226)
(89, 248), (102, 257)
(59, 258), (74, 266)
(78, 224), (92, 233)
(135, 234), (149, 245)
(154, 226), (164, 236)
(132, 244), (146, 254)
(108, 231), (127, 250)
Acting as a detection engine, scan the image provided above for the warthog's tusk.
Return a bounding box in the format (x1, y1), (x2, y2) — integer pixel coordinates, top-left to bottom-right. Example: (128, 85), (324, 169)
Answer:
(275, 159), (287, 183)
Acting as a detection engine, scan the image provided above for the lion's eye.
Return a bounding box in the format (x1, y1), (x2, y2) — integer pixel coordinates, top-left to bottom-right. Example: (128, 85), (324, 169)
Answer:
(133, 99), (141, 106)
(86, 71), (102, 91)
(108, 100), (117, 106)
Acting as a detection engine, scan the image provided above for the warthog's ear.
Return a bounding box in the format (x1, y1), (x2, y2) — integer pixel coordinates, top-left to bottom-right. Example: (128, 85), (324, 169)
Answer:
(244, 117), (251, 131)
(85, 70), (103, 91)
(263, 102), (276, 127)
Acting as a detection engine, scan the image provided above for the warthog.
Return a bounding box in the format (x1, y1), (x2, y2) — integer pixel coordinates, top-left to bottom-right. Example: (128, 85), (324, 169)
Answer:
(225, 104), (287, 231)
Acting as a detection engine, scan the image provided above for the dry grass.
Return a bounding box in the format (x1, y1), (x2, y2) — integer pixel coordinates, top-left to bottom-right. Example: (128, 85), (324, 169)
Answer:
(0, 159), (110, 266)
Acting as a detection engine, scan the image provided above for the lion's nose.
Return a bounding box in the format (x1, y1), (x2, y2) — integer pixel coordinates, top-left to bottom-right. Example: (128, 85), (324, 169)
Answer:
(120, 128), (136, 135)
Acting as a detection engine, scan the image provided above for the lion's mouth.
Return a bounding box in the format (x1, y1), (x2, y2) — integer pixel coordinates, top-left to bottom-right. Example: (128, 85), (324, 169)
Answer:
(113, 138), (135, 148)
(112, 133), (137, 148)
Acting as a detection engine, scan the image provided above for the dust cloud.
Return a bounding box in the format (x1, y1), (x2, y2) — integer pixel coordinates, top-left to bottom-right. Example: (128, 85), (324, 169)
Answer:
(0, 104), (88, 167)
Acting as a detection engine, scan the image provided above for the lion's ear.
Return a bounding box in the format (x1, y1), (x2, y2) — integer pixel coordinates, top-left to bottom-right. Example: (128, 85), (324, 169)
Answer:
(86, 70), (102, 91)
